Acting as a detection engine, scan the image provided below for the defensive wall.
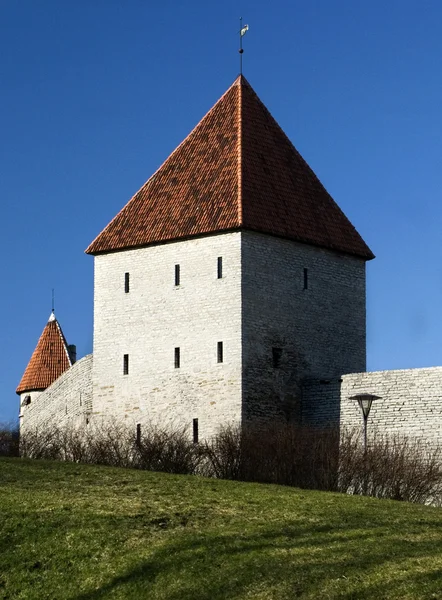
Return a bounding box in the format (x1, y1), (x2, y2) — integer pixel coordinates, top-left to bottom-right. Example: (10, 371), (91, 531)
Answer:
(20, 354), (93, 433)
(17, 338), (442, 453)
(302, 366), (442, 452)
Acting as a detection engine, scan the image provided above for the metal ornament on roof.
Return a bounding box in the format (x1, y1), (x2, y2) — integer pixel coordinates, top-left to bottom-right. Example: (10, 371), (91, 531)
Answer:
(238, 17), (249, 74)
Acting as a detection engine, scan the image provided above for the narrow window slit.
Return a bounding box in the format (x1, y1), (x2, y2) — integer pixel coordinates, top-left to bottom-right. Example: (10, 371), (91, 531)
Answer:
(193, 418), (199, 444)
(123, 354), (129, 375)
(303, 268), (308, 290)
(174, 347), (180, 369)
(175, 264), (180, 286)
(217, 257), (223, 279)
(217, 341), (223, 363)
(272, 348), (282, 369)
(125, 272), (130, 293)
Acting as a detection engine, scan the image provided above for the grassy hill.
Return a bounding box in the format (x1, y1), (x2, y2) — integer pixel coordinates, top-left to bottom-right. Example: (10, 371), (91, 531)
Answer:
(0, 458), (441, 600)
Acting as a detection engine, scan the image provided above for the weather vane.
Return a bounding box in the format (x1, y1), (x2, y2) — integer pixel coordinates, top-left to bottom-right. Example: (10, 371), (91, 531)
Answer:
(239, 17), (249, 75)
(52, 288), (55, 314)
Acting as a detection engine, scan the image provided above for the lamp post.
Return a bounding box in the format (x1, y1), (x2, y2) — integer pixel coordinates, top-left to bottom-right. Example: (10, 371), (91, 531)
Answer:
(349, 393), (382, 451)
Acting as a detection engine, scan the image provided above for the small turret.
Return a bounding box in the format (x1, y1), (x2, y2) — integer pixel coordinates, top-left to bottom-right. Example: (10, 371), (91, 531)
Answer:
(16, 312), (73, 417)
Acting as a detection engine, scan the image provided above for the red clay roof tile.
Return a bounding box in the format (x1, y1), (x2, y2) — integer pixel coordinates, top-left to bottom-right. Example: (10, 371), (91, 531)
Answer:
(86, 76), (374, 260)
(16, 314), (72, 395)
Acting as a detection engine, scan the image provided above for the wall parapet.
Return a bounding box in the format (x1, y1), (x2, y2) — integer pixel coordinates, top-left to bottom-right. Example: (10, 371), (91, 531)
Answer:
(340, 367), (442, 452)
(302, 367), (442, 453)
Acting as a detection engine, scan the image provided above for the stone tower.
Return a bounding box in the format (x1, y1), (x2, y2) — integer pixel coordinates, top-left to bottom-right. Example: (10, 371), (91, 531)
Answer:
(85, 76), (373, 438)
(16, 312), (74, 425)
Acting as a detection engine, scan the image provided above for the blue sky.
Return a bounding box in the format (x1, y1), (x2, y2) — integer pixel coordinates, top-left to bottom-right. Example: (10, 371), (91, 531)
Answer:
(1, 1), (442, 423)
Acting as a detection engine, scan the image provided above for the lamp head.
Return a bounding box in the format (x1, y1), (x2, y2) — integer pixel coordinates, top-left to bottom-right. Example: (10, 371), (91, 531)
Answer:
(349, 393), (382, 419)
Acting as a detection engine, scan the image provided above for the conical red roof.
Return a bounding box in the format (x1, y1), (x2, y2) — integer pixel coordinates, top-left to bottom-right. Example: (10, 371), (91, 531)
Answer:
(16, 313), (72, 394)
(86, 76), (373, 260)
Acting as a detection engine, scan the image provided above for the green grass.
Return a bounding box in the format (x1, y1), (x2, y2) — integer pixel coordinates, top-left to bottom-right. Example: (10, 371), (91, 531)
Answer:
(0, 458), (441, 600)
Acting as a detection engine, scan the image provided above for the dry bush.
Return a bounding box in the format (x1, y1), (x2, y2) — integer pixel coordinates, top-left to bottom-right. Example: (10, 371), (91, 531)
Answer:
(59, 426), (92, 463)
(201, 424), (243, 480)
(134, 425), (202, 475)
(204, 424), (442, 504)
(19, 420), (202, 475)
(85, 421), (134, 467)
(16, 419), (442, 505)
(245, 423), (340, 490)
(19, 423), (64, 460)
(0, 423), (20, 457)
(19, 420), (132, 465)
(338, 429), (442, 504)
(23, 425), (91, 463)
(203, 423), (340, 490)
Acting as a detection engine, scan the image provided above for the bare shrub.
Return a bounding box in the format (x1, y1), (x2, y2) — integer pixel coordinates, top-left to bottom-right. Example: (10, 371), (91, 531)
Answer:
(15, 419), (442, 505)
(245, 423), (340, 490)
(203, 423), (340, 490)
(59, 426), (91, 463)
(338, 429), (442, 504)
(134, 425), (202, 475)
(20, 424), (64, 460)
(19, 420), (202, 474)
(20, 421), (134, 466)
(0, 423), (20, 457)
(20, 420), (132, 465)
(203, 424), (442, 504)
(201, 424), (243, 480)
(85, 421), (134, 467)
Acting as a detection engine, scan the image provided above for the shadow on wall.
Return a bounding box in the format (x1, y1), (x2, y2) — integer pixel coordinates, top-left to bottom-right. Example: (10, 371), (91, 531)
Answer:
(301, 378), (342, 428)
(242, 338), (309, 425)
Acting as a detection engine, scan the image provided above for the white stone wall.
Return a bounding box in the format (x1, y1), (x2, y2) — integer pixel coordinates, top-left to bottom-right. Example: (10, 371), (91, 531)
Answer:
(92, 233), (243, 440)
(241, 231), (366, 422)
(340, 368), (442, 452)
(19, 391), (43, 420)
(20, 355), (93, 433)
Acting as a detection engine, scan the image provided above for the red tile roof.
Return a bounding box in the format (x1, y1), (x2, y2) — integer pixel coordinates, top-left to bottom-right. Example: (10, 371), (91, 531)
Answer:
(16, 314), (72, 394)
(86, 76), (374, 260)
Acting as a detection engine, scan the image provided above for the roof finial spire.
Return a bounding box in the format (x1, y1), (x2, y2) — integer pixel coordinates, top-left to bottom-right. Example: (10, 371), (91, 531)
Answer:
(239, 17), (249, 76)
(49, 288), (55, 321)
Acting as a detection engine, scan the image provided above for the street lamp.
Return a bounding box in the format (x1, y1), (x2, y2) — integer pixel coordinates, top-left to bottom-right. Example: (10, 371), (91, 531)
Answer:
(349, 393), (382, 451)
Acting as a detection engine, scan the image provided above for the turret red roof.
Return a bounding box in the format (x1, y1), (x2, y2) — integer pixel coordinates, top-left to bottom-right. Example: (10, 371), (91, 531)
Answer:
(86, 76), (374, 260)
(16, 313), (72, 394)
